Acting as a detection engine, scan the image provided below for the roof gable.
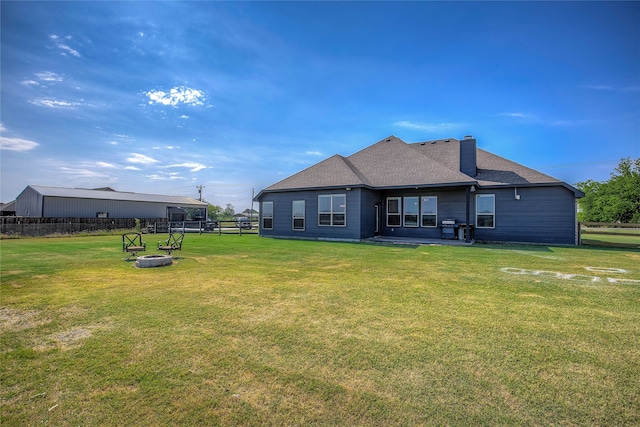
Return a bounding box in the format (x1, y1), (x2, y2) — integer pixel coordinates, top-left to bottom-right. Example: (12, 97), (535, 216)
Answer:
(263, 154), (367, 191)
(348, 136), (473, 187)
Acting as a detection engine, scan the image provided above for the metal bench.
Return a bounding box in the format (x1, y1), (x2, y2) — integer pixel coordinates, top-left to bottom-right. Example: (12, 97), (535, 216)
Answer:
(122, 232), (146, 260)
(157, 232), (184, 255)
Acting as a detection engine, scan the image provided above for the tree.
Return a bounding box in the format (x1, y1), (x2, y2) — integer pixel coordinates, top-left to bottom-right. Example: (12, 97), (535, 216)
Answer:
(207, 204), (222, 220)
(577, 157), (640, 223)
(222, 203), (235, 219)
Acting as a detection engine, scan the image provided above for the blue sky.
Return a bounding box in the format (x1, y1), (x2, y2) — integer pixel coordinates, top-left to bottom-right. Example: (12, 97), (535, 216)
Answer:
(2, 1), (639, 210)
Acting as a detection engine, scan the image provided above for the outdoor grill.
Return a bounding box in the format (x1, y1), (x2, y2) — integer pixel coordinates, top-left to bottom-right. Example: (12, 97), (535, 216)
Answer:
(441, 219), (459, 240)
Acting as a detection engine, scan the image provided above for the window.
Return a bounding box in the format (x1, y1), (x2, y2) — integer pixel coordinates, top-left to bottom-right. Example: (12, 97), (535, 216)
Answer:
(387, 197), (401, 226)
(403, 197), (419, 227)
(318, 194), (346, 226)
(421, 196), (437, 227)
(262, 201), (273, 229)
(292, 200), (305, 230)
(476, 194), (495, 228)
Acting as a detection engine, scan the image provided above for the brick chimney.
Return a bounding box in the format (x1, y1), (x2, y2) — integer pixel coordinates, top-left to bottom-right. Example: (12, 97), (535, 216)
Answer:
(460, 135), (477, 177)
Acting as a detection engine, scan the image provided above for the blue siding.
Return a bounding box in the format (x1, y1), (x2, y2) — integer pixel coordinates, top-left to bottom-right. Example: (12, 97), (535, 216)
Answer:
(259, 189), (363, 241)
(474, 186), (577, 245)
(259, 185), (578, 244)
(380, 188), (468, 239)
(359, 189), (381, 239)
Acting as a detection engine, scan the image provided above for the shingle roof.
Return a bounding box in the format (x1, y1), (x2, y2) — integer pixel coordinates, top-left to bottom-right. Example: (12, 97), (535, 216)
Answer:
(27, 185), (207, 206)
(349, 136), (475, 187)
(408, 138), (566, 187)
(260, 136), (581, 195)
(263, 155), (368, 191)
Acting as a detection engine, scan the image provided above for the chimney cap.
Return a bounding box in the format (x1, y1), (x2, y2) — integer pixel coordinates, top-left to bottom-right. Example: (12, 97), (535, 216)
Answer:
(463, 135), (474, 140)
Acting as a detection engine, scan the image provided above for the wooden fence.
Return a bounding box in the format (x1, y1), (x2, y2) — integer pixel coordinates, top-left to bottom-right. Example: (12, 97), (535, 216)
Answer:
(0, 217), (164, 237)
(150, 220), (259, 235)
(579, 222), (640, 249)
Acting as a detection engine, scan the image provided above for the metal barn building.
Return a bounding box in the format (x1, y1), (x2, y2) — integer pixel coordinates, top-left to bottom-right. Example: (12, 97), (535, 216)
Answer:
(15, 185), (208, 219)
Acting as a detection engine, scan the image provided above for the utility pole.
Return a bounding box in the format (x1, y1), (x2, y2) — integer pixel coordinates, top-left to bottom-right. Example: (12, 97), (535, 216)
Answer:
(250, 188), (254, 223)
(196, 185), (205, 201)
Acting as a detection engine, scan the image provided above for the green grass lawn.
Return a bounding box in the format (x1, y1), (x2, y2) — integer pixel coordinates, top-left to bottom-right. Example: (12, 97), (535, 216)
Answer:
(1, 234), (639, 426)
(581, 227), (640, 248)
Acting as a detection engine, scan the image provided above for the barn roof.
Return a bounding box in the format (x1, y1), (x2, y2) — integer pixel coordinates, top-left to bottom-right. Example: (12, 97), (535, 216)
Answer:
(25, 185), (207, 206)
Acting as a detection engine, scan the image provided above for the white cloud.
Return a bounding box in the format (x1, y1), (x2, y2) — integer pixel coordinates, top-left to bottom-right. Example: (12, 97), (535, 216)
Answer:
(126, 153), (159, 164)
(166, 146), (179, 150)
(21, 80), (39, 87)
(59, 166), (115, 181)
(166, 162), (207, 172)
(147, 172), (184, 181)
(1, 136), (40, 152)
(1, 125), (39, 152)
(145, 86), (206, 107)
(499, 112), (532, 119)
(96, 161), (116, 168)
(152, 145), (180, 150)
(305, 151), (323, 156)
(499, 111), (591, 127)
(29, 99), (80, 108)
(582, 85), (613, 91)
(50, 34), (81, 57)
(125, 166), (141, 171)
(549, 119), (590, 127)
(582, 84), (640, 93)
(392, 121), (465, 132)
(35, 71), (63, 82)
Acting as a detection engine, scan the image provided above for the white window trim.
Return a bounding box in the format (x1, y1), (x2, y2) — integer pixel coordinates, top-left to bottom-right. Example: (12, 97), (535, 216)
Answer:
(420, 196), (438, 228)
(262, 201), (274, 230)
(403, 196), (419, 227)
(318, 194), (347, 227)
(292, 200), (305, 231)
(386, 197), (401, 227)
(476, 194), (495, 229)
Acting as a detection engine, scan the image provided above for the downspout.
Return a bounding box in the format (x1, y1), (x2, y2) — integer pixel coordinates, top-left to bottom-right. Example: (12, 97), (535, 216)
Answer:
(465, 186), (471, 243)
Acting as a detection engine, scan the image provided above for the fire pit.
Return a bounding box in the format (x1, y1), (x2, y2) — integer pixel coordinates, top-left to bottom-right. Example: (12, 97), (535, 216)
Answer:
(135, 254), (173, 268)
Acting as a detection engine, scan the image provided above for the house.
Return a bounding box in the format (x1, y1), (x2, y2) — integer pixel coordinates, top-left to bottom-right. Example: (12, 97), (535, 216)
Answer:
(15, 185), (208, 219)
(1, 200), (16, 216)
(255, 135), (584, 245)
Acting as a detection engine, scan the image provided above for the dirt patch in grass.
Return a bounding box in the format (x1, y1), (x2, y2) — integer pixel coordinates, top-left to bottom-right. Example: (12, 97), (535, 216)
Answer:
(33, 322), (112, 351)
(1, 306), (112, 351)
(0, 307), (51, 332)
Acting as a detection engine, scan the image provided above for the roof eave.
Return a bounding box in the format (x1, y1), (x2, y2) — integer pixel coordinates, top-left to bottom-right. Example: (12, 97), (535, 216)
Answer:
(476, 181), (584, 197)
(255, 184), (369, 199)
(375, 181), (478, 190)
